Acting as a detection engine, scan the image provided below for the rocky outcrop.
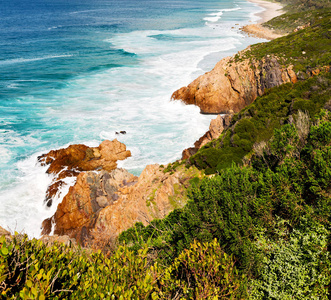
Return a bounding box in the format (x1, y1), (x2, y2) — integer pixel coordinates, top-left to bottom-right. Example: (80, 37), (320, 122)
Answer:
(182, 114), (233, 160)
(91, 164), (200, 244)
(171, 49), (297, 114)
(41, 168), (136, 241)
(38, 139), (131, 207)
(42, 163), (201, 245)
(241, 24), (284, 40)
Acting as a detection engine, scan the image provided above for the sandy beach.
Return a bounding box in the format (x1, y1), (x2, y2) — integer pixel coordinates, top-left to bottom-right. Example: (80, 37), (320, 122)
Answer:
(242, 0), (285, 40)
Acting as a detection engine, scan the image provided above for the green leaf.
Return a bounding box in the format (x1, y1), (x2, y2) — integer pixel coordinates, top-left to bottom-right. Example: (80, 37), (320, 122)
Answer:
(1, 247), (8, 256)
(26, 280), (33, 288)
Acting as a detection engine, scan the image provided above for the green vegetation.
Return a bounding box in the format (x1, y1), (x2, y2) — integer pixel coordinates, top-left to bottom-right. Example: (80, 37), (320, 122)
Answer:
(264, 0), (331, 34)
(188, 71), (331, 174)
(0, 235), (243, 299)
(1, 1), (331, 298)
(119, 109), (331, 298)
(249, 12), (331, 72)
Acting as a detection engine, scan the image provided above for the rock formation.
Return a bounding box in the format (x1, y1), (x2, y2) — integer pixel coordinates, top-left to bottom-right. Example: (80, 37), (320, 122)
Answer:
(41, 168), (136, 237)
(92, 164), (199, 241)
(172, 49), (297, 114)
(41, 164), (201, 245)
(38, 139), (131, 207)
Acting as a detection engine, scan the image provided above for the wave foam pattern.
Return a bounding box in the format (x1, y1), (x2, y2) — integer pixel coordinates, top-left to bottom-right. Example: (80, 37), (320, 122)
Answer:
(0, 0), (267, 236)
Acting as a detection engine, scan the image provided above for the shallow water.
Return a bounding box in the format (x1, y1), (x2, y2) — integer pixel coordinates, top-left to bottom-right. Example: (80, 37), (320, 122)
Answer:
(0, 0), (265, 236)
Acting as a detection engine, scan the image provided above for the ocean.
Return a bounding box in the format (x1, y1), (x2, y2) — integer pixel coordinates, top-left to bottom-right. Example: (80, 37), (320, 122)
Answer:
(0, 0), (266, 236)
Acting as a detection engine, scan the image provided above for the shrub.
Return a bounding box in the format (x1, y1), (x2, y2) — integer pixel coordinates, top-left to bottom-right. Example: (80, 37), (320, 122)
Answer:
(249, 218), (331, 300)
(157, 239), (245, 299)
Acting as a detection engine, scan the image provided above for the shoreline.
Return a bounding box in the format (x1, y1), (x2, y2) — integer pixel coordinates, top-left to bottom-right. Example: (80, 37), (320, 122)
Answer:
(0, 0), (287, 237)
(242, 0), (285, 40)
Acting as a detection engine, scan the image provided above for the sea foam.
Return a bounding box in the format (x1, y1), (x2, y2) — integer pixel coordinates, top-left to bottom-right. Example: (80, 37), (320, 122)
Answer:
(0, 0), (268, 237)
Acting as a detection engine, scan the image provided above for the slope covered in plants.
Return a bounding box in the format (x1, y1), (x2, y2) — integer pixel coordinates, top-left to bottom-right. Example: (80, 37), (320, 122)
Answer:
(186, 12), (330, 174)
(1, 1), (330, 299)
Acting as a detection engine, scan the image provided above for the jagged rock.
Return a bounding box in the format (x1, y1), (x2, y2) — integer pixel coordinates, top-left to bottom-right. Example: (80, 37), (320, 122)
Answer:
(91, 164), (201, 243)
(182, 114), (233, 160)
(0, 226), (10, 236)
(44, 163), (201, 246)
(38, 139), (131, 206)
(39, 139), (131, 174)
(42, 168), (137, 244)
(172, 48), (297, 114)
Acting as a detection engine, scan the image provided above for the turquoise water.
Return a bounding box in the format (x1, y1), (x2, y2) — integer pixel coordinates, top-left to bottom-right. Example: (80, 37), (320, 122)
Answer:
(0, 0), (265, 236)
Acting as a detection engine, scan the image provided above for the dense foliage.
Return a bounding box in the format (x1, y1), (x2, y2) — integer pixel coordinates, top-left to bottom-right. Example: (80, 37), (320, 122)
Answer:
(264, 0), (331, 33)
(120, 109), (331, 298)
(0, 235), (243, 299)
(188, 71), (331, 174)
(1, 1), (330, 298)
(249, 12), (331, 72)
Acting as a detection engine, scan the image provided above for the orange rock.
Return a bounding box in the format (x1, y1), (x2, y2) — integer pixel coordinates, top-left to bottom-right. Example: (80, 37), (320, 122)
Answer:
(38, 139), (131, 206)
(42, 168), (137, 244)
(38, 139), (131, 175)
(44, 162), (202, 246)
(172, 49), (297, 114)
(92, 164), (202, 242)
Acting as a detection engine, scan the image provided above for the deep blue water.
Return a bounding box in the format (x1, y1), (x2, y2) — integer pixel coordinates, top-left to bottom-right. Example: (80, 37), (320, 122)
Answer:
(0, 0), (265, 235)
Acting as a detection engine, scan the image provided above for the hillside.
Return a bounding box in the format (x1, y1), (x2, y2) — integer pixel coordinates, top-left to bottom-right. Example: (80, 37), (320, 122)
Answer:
(1, 0), (330, 298)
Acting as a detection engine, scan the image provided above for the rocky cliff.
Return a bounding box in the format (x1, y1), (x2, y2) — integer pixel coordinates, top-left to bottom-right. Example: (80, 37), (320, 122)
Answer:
(40, 140), (202, 245)
(42, 164), (201, 245)
(171, 48), (297, 114)
(38, 139), (131, 207)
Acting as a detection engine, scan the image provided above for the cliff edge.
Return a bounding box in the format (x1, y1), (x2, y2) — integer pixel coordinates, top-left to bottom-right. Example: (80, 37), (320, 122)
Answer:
(171, 49), (297, 114)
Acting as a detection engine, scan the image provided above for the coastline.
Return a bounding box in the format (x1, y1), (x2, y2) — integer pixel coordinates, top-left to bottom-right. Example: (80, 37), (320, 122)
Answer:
(242, 0), (285, 40)
(0, 0), (287, 237)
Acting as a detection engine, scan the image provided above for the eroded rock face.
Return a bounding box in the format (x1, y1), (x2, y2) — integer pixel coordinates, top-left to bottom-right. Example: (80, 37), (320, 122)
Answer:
(91, 164), (201, 243)
(171, 49), (297, 114)
(42, 163), (201, 245)
(38, 139), (131, 207)
(41, 168), (136, 243)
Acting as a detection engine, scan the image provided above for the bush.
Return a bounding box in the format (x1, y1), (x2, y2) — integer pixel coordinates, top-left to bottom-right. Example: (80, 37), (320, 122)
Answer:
(157, 239), (245, 299)
(249, 218), (331, 299)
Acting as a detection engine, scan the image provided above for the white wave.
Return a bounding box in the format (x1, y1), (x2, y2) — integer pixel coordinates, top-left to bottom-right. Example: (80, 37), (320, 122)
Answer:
(0, 151), (77, 238)
(0, 54), (73, 66)
(204, 7), (241, 23)
(0, 147), (12, 165)
(0, 0), (268, 237)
